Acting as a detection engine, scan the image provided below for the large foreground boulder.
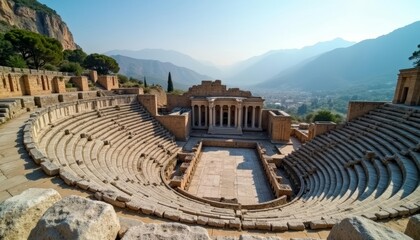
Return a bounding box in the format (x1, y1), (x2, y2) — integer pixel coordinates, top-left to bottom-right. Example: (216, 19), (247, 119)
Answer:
(405, 214), (420, 240)
(328, 216), (411, 240)
(29, 195), (120, 240)
(0, 188), (61, 240)
(122, 222), (211, 240)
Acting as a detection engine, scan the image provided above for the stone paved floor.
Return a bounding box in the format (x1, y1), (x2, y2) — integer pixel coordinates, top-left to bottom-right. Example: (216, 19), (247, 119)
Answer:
(188, 147), (274, 204)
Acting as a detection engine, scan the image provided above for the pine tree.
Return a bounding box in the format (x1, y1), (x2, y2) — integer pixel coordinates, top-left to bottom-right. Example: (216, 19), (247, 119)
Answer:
(144, 76), (148, 88)
(409, 44), (420, 67)
(167, 72), (174, 92)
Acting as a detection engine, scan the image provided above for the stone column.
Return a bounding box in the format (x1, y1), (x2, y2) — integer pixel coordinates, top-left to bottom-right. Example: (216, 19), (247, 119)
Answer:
(258, 107), (263, 129)
(237, 102), (242, 129)
(198, 105), (202, 127)
(234, 106), (238, 127)
(192, 105), (195, 127)
(244, 106), (248, 129)
(205, 105), (208, 128)
(209, 104), (213, 127)
(228, 105), (231, 127)
(252, 106), (256, 129)
(220, 105), (223, 127)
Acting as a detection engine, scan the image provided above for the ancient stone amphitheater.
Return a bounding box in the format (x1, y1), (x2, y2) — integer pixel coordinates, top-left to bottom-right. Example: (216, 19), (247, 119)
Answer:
(23, 96), (420, 231)
(0, 67), (419, 239)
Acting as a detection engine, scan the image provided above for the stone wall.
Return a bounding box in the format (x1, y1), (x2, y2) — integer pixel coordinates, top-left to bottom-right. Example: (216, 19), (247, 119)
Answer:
(347, 101), (386, 121)
(30, 95), (138, 140)
(268, 110), (291, 142)
(184, 80), (252, 98)
(393, 67), (420, 106)
(156, 114), (190, 141)
(114, 88), (144, 95)
(138, 95), (158, 116)
(167, 94), (190, 111)
(138, 94), (191, 140)
(291, 128), (309, 143)
(71, 76), (89, 91)
(308, 121), (336, 140)
(97, 75), (119, 90)
(0, 66), (72, 98)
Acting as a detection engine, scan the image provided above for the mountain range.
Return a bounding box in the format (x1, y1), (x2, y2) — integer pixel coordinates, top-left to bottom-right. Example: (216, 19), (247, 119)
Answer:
(112, 55), (210, 89)
(256, 21), (420, 91)
(108, 21), (420, 91)
(106, 49), (221, 78)
(225, 38), (355, 86)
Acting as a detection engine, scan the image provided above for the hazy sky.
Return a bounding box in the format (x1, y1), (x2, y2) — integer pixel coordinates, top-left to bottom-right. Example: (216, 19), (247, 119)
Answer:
(38, 0), (420, 66)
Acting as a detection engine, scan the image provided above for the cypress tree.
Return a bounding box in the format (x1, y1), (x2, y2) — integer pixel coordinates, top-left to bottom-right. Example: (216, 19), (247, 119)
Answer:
(144, 76), (148, 88)
(167, 72), (174, 92)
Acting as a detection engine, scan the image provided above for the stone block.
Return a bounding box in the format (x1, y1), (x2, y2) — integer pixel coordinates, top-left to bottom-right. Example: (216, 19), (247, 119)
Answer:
(394, 207), (410, 216)
(327, 216), (411, 240)
(0, 188), (61, 240)
(271, 222), (288, 231)
(309, 219), (328, 229)
(30, 195), (120, 240)
(229, 218), (241, 230)
(59, 169), (82, 186)
(140, 203), (156, 215)
(255, 221), (271, 230)
(121, 222), (211, 240)
(164, 211), (181, 221)
(404, 214), (420, 240)
(40, 161), (60, 176)
(76, 180), (90, 190)
(375, 211), (390, 220)
(29, 148), (46, 164)
(362, 212), (377, 220)
(102, 194), (126, 208)
(126, 200), (142, 211)
(197, 216), (209, 225)
(208, 218), (226, 228)
(287, 221), (305, 231)
(179, 214), (197, 224)
(242, 220), (256, 230)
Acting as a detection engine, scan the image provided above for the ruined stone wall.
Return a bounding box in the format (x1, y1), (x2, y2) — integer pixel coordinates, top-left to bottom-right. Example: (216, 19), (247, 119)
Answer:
(156, 114), (190, 141)
(393, 67), (420, 106)
(138, 94), (190, 140)
(71, 76), (89, 91)
(268, 110), (291, 142)
(347, 101), (386, 121)
(308, 121), (336, 140)
(183, 80), (252, 98)
(113, 88), (144, 95)
(167, 94), (190, 111)
(148, 88), (167, 107)
(97, 75), (119, 90)
(137, 95), (158, 116)
(0, 66), (71, 98)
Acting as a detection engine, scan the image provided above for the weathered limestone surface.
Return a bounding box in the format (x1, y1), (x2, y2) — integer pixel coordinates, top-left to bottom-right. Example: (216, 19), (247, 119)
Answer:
(118, 217), (144, 238)
(404, 214), (420, 240)
(327, 217), (411, 240)
(30, 195), (120, 240)
(0, 188), (61, 240)
(122, 222), (211, 240)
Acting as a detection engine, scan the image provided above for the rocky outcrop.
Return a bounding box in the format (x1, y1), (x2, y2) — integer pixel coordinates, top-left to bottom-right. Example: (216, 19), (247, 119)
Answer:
(0, 0), (77, 49)
(0, 188), (61, 240)
(405, 214), (420, 240)
(122, 222), (211, 240)
(328, 216), (411, 240)
(30, 195), (120, 240)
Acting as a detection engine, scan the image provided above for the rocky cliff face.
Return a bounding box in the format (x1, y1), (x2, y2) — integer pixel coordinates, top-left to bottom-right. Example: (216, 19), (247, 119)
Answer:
(0, 0), (77, 50)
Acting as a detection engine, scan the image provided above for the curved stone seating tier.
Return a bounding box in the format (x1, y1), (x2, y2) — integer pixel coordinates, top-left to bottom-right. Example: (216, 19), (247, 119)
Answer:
(24, 100), (420, 231)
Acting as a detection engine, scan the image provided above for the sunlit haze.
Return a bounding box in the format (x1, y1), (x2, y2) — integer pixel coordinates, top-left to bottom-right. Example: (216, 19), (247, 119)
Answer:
(38, 0), (420, 66)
